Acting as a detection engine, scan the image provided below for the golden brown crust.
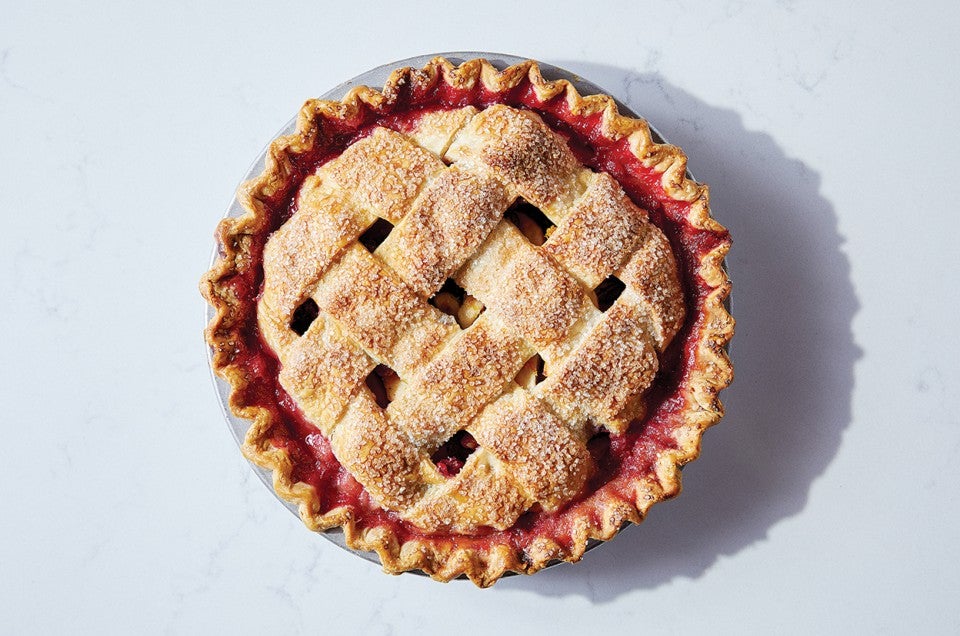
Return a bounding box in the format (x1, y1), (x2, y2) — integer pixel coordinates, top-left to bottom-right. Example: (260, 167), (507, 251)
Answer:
(447, 104), (587, 212)
(200, 57), (734, 587)
(389, 312), (532, 450)
(376, 166), (511, 297)
(539, 300), (659, 434)
(320, 127), (445, 223)
(542, 172), (649, 289)
(455, 221), (589, 350)
(278, 315), (374, 435)
(404, 451), (531, 532)
(469, 389), (592, 510)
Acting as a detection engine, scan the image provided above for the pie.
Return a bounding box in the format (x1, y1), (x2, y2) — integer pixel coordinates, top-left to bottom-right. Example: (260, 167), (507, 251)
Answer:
(201, 57), (733, 586)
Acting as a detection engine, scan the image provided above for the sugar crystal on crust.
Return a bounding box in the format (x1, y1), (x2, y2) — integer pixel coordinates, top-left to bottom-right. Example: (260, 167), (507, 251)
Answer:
(311, 245), (457, 376)
(330, 391), (426, 509)
(447, 105), (587, 212)
(278, 316), (375, 435)
(456, 222), (587, 349)
(469, 389), (592, 510)
(617, 223), (686, 349)
(320, 127), (444, 223)
(376, 166), (511, 297)
(261, 176), (373, 318)
(388, 313), (533, 449)
(543, 172), (649, 289)
(540, 301), (659, 434)
(404, 451), (530, 532)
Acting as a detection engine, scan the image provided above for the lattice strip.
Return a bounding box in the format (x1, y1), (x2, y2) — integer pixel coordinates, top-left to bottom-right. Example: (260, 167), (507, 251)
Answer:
(311, 244), (458, 377)
(404, 450), (530, 532)
(319, 127), (445, 223)
(375, 166), (512, 297)
(387, 312), (534, 449)
(455, 222), (594, 354)
(329, 391), (429, 510)
(277, 315), (375, 435)
(538, 300), (659, 434)
(468, 388), (592, 510)
(541, 171), (649, 289)
(446, 104), (590, 214)
(260, 175), (374, 324)
(617, 223), (686, 349)
(406, 106), (478, 156)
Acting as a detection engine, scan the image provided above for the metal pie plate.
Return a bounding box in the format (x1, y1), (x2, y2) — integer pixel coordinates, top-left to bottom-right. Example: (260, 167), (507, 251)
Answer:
(206, 51), (697, 575)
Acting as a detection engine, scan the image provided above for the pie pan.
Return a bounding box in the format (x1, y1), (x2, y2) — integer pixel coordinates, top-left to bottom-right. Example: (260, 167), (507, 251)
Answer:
(204, 51), (728, 579)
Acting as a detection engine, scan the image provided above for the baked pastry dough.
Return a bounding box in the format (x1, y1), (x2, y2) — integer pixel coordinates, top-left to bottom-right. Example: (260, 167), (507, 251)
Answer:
(202, 57), (733, 586)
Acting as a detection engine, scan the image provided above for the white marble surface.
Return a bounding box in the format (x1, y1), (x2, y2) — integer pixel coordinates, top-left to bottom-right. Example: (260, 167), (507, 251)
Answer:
(2, 1), (959, 633)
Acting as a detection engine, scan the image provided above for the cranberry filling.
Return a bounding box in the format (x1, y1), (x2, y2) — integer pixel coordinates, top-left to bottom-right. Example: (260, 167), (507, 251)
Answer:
(431, 430), (479, 478)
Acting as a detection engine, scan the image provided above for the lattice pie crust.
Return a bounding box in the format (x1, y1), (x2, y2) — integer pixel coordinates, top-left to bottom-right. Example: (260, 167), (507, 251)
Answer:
(202, 58), (733, 586)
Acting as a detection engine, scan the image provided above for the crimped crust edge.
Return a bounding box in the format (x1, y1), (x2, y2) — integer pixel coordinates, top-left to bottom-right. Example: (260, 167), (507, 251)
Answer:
(200, 56), (734, 587)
